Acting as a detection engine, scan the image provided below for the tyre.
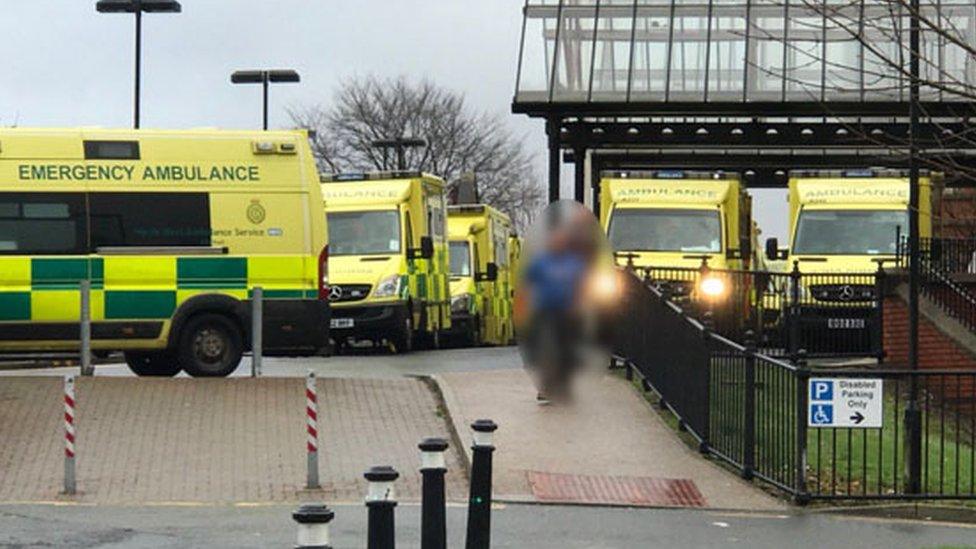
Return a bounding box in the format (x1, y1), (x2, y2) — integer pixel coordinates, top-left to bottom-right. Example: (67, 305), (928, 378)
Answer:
(177, 314), (244, 377)
(390, 309), (414, 354)
(124, 351), (182, 377)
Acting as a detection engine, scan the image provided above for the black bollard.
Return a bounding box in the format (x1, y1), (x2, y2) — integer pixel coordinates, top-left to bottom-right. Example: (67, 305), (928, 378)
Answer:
(465, 419), (497, 549)
(365, 465), (399, 549)
(419, 437), (449, 549)
(292, 503), (335, 549)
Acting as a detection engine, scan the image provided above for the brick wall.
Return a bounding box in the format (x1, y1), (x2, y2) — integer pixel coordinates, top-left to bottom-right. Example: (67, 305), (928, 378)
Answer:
(883, 297), (976, 370)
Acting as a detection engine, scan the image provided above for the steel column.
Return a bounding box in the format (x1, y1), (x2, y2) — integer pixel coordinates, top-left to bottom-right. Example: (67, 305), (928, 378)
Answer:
(547, 117), (561, 203)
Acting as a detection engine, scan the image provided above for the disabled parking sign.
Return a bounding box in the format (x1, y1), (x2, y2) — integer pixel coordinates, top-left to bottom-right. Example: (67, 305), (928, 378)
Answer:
(808, 378), (883, 428)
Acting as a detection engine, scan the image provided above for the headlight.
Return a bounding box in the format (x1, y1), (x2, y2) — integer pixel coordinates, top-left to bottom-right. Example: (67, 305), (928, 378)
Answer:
(451, 294), (472, 313)
(373, 274), (401, 298)
(700, 276), (726, 298)
(589, 269), (620, 303)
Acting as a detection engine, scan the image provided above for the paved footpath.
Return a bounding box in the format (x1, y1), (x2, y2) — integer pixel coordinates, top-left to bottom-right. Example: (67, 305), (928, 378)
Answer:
(0, 376), (466, 504)
(438, 362), (785, 510)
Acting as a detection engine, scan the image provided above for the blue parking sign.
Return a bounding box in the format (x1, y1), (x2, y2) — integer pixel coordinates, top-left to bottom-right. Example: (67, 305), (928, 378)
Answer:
(810, 404), (834, 425)
(810, 380), (833, 402)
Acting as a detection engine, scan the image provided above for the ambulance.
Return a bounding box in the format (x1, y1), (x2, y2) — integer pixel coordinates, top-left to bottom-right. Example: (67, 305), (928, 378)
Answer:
(763, 169), (941, 355)
(446, 204), (515, 346)
(599, 170), (755, 300)
(321, 172), (451, 352)
(0, 128), (331, 376)
(767, 169), (940, 274)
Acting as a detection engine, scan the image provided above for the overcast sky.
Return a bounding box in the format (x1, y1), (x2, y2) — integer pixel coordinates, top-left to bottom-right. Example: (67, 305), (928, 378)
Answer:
(0, 0), (787, 239)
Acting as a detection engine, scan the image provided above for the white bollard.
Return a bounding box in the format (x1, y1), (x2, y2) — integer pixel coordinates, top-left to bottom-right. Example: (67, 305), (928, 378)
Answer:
(306, 370), (320, 489)
(64, 375), (76, 494)
(293, 504), (335, 548)
(251, 286), (263, 377)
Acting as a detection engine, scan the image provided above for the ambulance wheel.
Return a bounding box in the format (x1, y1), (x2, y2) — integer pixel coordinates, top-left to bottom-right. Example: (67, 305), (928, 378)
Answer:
(178, 314), (243, 377)
(124, 351), (182, 377)
(391, 311), (414, 354)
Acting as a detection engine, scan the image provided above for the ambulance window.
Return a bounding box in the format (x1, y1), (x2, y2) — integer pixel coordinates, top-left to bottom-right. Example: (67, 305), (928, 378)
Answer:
(0, 193), (87, 254)
(90, 193), (211, 248)
(84, 140), (140, 160)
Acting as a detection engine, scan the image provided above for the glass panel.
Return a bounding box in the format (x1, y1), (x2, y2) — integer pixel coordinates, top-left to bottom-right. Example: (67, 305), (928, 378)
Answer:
(749, 0), (787, 101)
(629, 4), (672, 101)
(591, 0), (636, 101)
(516, 2), (559, 101)
(608, 208), (722, 252)
(449, 241), (472, 276)
(552, 2), (597, 101)
(327, 211), (402, 256)
(89, 193), (211, 248)
(0, 193), (87, 254)
(514, 0), (976, 105)
(793, 210), (907, 255)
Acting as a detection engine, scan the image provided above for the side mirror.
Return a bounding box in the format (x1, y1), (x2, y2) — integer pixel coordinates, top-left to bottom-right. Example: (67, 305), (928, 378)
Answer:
(740, 235), (752, 259)
(420, 236), (434, 260)
(477, 262), (499, 282)
(765, 237), (779, 261)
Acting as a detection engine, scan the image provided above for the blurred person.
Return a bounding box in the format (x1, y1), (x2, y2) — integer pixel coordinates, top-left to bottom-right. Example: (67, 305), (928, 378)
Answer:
(518, 201), (620, 403)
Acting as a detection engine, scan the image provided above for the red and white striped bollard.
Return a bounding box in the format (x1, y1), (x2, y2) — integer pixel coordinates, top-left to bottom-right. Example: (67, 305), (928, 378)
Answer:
(306, 370), (320, 489)
(64, 375), (76, 494)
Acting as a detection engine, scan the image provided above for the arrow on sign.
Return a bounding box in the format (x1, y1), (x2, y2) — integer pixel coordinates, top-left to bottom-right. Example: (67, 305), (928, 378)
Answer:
(850, 412), (865, 425)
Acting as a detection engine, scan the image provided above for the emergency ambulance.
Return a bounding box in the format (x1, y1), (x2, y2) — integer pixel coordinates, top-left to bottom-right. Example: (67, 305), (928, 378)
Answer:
(599, 170), (754, 300)
(767, 169), (940, 274)
(0, 128), (331, 377)
(321, 172), (451, 352)
(446, 204), (515, 346)
(763, 169), (941, 355)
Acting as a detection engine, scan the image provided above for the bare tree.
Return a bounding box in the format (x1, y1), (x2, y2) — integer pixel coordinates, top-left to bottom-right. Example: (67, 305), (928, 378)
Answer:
(290, 76), (545, 231)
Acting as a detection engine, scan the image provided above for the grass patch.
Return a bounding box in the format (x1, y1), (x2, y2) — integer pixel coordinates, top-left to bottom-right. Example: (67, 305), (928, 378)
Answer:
(622, 362), (976, 500)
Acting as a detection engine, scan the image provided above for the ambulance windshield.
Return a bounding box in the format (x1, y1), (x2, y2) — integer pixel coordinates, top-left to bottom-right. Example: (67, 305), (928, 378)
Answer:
(327, 210), (401, 255)
(608, 208), (721, 253)
(793, 209), (906, 255)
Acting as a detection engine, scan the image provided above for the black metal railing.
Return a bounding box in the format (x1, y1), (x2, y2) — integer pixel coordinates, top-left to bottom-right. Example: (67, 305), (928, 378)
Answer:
(897, 236), (976, 334)
(614, 268), (976, 502)
(919, 237), (976, 274)
(634, 262), (885, 360)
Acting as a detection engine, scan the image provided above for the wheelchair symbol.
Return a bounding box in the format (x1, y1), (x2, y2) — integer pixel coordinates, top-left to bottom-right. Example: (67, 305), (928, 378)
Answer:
(811, 404), (834, 425)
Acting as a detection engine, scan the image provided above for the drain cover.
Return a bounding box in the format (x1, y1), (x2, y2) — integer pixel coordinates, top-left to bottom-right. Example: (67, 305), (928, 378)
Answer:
(526, 471), (707, 507)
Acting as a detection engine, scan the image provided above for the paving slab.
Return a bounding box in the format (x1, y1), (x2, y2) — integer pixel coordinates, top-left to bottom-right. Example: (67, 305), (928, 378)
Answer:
(0, 376), (466, 504)
(437, 365), (785, 511)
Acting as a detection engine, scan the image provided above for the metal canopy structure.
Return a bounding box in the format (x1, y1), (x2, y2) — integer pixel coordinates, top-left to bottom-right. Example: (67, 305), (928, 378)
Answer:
(511, 0), (976, 203)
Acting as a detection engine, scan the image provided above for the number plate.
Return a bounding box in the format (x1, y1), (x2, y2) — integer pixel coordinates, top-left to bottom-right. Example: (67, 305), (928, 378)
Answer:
(330, 318), (354, 329)
(827, 318), (866, 329)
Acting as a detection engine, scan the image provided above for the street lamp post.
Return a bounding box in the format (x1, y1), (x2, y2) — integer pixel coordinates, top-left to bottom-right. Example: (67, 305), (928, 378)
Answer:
(231, 70), (301, 130)
(96, 0), (182, 129)
(371, 138), (427, 171)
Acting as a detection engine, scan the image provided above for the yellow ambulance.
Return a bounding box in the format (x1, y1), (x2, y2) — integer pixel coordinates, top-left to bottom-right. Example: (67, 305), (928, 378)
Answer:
(321, 172), (451, 352)
(446, 204), (515, 346)
(599, 170), (756, 308)
(768, 169), (940, 274)
(600, 170), (754, 272)
(0, 128), (331, 376)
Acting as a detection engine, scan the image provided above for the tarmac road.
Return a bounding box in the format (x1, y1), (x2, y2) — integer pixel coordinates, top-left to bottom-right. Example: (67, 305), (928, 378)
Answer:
(1, 502), (975, 549)
(0, 346), (523, 379)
